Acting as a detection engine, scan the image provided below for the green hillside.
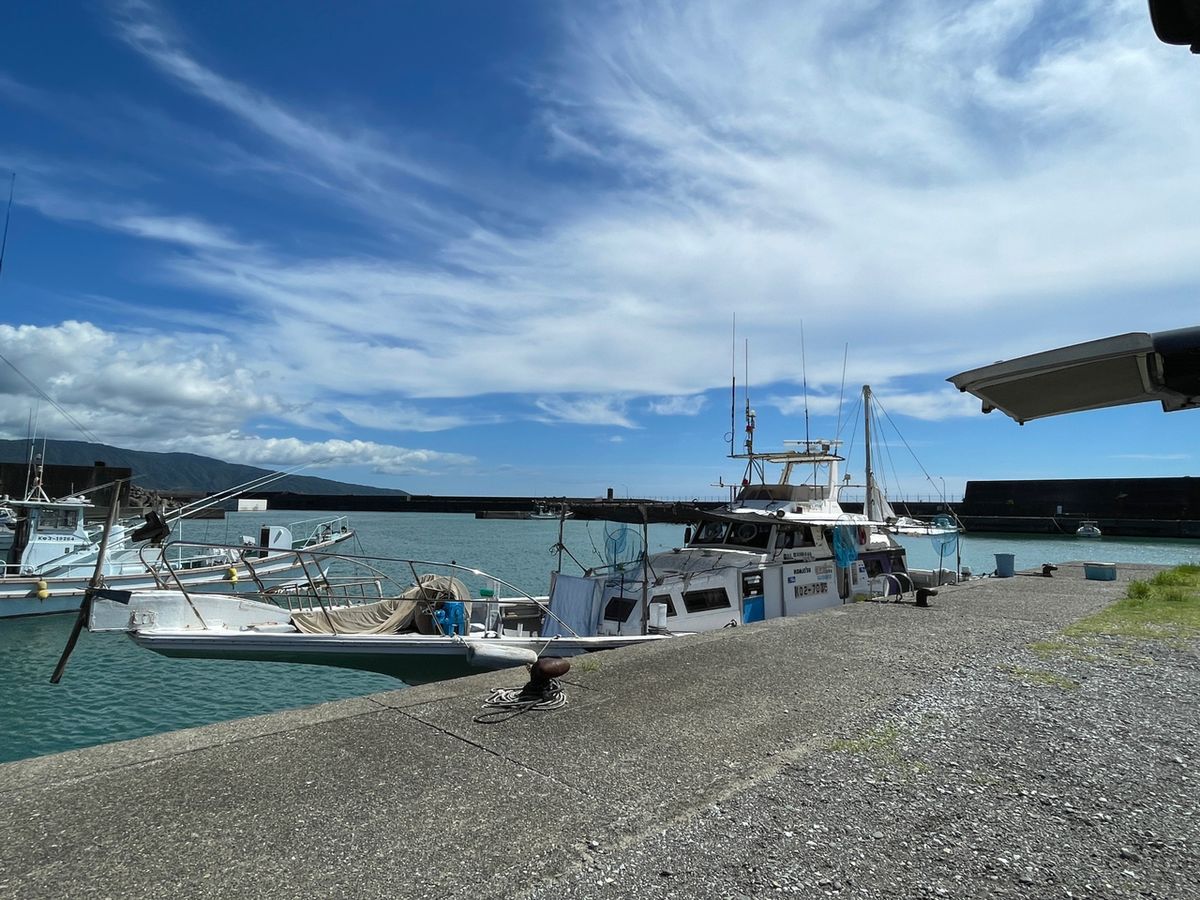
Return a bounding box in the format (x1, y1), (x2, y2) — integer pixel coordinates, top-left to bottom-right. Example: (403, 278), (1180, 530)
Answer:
(0, 439), (409, 496)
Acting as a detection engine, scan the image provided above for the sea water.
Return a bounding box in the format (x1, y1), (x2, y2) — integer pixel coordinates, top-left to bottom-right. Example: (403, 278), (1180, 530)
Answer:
(2, 511), (1197, 763)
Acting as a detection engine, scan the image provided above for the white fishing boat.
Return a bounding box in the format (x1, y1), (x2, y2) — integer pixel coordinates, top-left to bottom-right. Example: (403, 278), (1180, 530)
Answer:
(560, 419), (921, 640)
(1075, 519), (1102, 539)
(530, 502), (573, 520)
(80, 549), (669, 684)
(1, 460), (356, 618)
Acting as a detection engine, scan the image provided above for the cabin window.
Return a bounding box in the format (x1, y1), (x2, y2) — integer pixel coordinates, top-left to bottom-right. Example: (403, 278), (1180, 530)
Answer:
(691, 521), (728, 544)
(682, 587), (731, 613)
(38, 508), (77, 530)
(651, 593), (677, 617)
(727, 522), (772, 549)
(602, 596), (638, 623)
(862, 557), (885, 578)
(776, 527), (815, 550)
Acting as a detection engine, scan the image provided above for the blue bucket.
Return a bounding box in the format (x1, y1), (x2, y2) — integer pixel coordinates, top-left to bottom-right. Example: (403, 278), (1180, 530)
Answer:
(994, 553), (1016, 578)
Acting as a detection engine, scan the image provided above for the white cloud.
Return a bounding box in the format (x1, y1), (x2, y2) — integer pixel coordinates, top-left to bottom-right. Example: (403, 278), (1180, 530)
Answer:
(534, 395), (636, 427)
(0, 322), (475, 476)
(157, 434), (474, 475)
(648, 395), (707, 416)
(111, 214), (245, 251)
(770, 388), (982, 422)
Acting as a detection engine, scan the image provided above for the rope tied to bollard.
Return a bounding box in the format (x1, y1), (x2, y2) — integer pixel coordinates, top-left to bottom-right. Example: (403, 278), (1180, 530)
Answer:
(473, 657), (570, 724)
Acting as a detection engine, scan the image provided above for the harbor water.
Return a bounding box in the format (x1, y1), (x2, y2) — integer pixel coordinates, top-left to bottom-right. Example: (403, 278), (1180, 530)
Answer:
(3, 511), (1198, 764)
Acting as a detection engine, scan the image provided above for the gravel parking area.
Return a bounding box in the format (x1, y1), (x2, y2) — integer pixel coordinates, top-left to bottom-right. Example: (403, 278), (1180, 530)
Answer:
(533, 631), (1198, 899)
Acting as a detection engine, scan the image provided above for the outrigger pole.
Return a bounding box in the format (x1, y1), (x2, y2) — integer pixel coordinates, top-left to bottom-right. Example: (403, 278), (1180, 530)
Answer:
(50, 479), (127, 684)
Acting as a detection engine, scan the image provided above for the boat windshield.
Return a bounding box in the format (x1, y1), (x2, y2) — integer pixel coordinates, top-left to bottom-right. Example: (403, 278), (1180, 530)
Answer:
(691, 521), (728, 544)
(689, 520), (772, 550)
(35, 507), (80, 531)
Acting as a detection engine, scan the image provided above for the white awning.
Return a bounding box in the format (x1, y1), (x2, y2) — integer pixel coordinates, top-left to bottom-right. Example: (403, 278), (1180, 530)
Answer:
(947, 327), (1200, 424)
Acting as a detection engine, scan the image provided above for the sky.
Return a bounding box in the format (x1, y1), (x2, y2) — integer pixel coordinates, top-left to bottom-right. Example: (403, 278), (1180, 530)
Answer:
(1, 0), (1198, 501)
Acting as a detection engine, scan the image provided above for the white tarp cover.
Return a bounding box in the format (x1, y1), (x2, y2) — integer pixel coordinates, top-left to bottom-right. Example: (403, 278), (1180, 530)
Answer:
(291, 575), (471, 635)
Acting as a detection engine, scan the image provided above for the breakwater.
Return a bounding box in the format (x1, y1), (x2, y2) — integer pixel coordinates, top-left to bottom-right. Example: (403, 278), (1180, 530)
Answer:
(247, 476), (1200, 539)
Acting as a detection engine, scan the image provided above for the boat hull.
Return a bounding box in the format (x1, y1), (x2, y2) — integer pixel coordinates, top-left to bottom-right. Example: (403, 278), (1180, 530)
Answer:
(129, 631), (669, 684)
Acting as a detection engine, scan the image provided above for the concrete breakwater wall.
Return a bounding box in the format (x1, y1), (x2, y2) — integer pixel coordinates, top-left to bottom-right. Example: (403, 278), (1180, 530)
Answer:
(247, 483), (1200, 539)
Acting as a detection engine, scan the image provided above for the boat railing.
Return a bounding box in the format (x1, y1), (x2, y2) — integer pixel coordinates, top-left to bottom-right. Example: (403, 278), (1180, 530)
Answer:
(286, 515), (353, 548)
(150, 539), (581, 637)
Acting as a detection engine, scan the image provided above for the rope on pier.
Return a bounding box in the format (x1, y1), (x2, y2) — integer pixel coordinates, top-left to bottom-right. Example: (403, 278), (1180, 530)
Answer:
(473, 679), (567, 724)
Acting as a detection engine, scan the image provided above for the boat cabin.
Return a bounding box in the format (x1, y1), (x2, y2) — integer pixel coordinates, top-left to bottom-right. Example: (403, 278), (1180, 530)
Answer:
(575, 515), (905, 638)
(3, 498), (96, 575)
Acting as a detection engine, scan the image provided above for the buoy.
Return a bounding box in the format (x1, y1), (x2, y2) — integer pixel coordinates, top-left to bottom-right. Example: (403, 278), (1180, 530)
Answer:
(36, 580), (49, 600)
(225, 566), (239, 583)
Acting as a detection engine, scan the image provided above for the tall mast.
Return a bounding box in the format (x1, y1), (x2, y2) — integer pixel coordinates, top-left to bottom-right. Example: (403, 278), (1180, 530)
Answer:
(863, 384), (874, 521)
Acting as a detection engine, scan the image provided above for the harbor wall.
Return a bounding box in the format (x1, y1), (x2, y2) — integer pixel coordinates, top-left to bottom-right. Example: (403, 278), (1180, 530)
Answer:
(0, 461), (132, 503)
(247, 477), (1200, 539)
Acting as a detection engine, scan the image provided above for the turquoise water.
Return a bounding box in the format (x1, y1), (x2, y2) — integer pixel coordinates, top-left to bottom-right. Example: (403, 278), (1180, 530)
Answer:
(2, 511), (1198, 764)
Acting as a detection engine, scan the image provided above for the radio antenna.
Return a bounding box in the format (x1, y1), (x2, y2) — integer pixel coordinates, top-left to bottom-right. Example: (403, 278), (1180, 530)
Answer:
(0, 172), (14, 280)
(800, 320), (811, 446)
(728, 314), (736, 458)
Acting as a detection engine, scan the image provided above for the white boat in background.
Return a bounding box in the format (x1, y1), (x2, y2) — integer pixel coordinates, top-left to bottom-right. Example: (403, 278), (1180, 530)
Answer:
(1076, 519), (1102, 539)
(1, 459), (356, 618)
(530, 502), (573, 520)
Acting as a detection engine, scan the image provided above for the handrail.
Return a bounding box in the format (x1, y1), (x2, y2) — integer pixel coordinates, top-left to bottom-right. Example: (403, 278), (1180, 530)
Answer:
(152, 538), (563, 622)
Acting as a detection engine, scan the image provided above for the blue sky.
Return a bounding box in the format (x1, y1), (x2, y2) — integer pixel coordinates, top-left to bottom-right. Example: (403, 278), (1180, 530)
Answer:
(1, 0), (1198, 500)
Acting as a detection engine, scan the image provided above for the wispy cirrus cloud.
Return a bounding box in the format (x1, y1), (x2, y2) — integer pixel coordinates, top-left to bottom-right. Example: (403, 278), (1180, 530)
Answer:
(534, 395), (636, 428)
(648, 395), (707, 416)
(48, 0), (1200, 405)
(110, 0), (437, 185)
(769, 388), (982, 422)
(157, 434), (475, 475)
(108, 0), (484, 242)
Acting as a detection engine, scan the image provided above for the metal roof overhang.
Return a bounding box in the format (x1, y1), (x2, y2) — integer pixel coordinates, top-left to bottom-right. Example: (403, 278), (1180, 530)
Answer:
(947, 326), (1200, 424)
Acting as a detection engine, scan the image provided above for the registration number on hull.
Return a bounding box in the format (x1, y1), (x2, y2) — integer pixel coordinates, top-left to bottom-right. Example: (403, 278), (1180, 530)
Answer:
(794, 582), (829, 598)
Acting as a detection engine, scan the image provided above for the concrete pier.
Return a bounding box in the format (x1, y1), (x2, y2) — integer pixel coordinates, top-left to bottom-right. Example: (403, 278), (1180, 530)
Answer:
(2, 563), (1195, 899)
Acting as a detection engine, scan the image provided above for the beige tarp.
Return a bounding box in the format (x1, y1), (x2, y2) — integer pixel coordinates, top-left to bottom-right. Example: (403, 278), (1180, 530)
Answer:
(291, 575), (472, 635)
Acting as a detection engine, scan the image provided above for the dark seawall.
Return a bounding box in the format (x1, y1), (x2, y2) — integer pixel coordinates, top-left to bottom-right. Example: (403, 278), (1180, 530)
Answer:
(248, 476), (1200, 539)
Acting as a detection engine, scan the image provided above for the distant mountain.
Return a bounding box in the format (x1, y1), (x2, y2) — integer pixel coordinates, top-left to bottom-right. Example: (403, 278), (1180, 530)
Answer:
(0, 439), (409, 497)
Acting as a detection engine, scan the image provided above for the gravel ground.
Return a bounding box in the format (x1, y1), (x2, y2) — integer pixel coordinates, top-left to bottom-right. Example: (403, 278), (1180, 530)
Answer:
(528, 632), (1199, 900)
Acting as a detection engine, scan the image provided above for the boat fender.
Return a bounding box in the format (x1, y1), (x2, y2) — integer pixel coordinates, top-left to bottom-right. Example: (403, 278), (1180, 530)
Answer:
(36, 579), (49, 600)
(225, 566), (239, 583)
(857, 526), (868, 545)
(465, 642), (539, 670)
